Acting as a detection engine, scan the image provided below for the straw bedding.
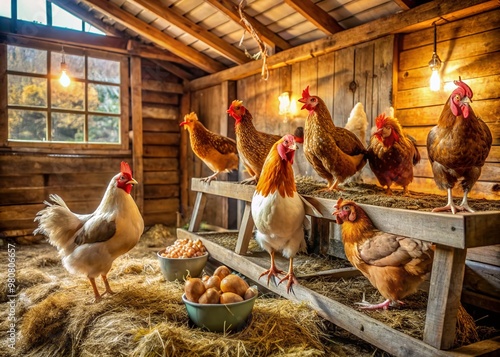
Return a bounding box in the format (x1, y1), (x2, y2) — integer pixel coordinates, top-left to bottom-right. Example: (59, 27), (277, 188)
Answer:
(0, 218), (497, 356)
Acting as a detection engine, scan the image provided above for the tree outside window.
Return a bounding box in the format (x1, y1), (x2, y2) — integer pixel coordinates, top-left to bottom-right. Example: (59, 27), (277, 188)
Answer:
(7, 44), (122, 145)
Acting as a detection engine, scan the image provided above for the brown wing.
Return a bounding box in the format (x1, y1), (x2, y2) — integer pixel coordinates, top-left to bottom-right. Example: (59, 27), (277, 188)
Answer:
(207, 132), (238, 155)
(74, 217), (116, 245)
(358, 231), (431, 268)
(334, 127), (367, 156)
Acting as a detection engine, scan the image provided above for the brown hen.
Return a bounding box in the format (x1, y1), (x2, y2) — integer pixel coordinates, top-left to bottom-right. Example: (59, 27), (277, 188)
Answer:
(367, 113), (421, 195)
(299, 86), (367, 191)
(333, 198), (434, 310)
(180, 112), (238, 183)
(227, 100), (281, 184)
(427, 78), (492, 213)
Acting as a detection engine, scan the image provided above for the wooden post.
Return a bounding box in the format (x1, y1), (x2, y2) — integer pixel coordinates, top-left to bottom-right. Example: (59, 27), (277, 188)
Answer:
(130, 56), (144, 213)
(180, 80), (191, 225)
(423, 245), (467, 349)
(188, 191), (207, 232)
(235, 202), (255, 255)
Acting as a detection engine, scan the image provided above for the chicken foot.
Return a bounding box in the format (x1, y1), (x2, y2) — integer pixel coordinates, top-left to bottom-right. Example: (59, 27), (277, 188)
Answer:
(200, 172), (219, 184)
(88, 275), (115, 303)
(355, 292), (403, 310)
(259, 251), (285, 286)
(278, 257), (298, 294)
(432, 189), (474, 214)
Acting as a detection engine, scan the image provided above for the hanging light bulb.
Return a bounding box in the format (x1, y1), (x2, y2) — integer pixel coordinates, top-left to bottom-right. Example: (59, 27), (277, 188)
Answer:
(428, 22), (442, 92)
(59, 46), (71, 88)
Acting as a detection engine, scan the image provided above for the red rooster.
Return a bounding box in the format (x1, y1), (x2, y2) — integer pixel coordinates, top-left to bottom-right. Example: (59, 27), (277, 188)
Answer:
(367, 113), (421, 195)
(251, 134), (306, 293)
(34, 162), (144, 302)
(180, 112), (238, 183)
(227, 100), (281, 184)
(299, 86), (367, 191)
(427, 78), (492, 213)
(333, 198), (434, 309)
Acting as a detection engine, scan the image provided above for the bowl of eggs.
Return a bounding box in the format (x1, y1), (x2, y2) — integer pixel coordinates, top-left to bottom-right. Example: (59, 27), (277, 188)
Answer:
(157, 238), (208, 281)
(182, 265), (258, 332)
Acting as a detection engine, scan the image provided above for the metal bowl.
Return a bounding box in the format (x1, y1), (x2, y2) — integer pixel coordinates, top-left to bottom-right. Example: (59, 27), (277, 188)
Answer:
(157, 250), (208, 281)
(182, 289), (258, 332)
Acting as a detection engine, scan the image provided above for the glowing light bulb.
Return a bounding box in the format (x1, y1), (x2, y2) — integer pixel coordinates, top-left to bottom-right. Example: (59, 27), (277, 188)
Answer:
(59, 70), (70, 87)
(429, 69), (441, 92)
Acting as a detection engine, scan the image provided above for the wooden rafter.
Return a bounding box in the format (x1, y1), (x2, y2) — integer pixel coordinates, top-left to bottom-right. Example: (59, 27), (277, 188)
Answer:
(81, 0), (227, 73)
(204, 0), (292, 51)
(132, 0), (250, 65)
(190, 0), (499, 90)
(284, 0), (344, 35)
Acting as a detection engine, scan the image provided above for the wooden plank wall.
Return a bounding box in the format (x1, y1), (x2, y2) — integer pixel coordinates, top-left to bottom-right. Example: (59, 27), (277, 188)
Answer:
(140, 60), (182, 227)
(396, 8), (500, 200)
(0, 155), (129, 241)
(235, 36), (394, 188)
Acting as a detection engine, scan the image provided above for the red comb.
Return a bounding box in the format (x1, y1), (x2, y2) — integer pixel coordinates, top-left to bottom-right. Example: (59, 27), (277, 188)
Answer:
(120, 161), (132, 176)
(301, 85), (310, 99)
(375, 114), (387, 128)
(453, 77), (473, 99)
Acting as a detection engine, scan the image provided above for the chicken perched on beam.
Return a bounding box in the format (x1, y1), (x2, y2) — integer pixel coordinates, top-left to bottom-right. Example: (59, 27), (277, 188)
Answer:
(333, 198), (434, 310)
(180, 112), (239, 183)
(227, 100), (281, 184)
(299, 86), (367, 191)
(427, 78), (492, 214)
(34, 162), (144, 302)
(251, 134), (306, 293)
(367, 113), (421, 195)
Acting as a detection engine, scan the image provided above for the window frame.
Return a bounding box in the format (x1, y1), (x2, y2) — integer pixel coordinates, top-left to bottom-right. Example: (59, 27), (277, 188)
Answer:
(0, 40), (130, 155)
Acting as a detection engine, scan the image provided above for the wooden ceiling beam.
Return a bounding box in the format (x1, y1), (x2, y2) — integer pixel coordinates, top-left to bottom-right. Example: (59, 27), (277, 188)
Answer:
(81, 0), (226, 73)
(190, 0), (498, 90)
(284, 0), (344, 35)
(132, 0), (249, 65)
(150, 59), (195, 81)
(204, 0), (292, 51)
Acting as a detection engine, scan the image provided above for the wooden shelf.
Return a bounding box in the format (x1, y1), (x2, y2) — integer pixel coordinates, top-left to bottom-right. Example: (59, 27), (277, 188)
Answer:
(184, 178), (500, 356)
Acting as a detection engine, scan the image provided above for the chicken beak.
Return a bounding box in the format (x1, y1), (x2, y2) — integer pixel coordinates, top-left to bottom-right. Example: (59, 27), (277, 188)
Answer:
(179, 121), (187, 127)
(290, 143), (297, 151)
(127, 178), (138, 185)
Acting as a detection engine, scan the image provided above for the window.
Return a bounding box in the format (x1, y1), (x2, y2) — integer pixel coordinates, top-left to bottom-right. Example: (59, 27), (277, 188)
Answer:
(5, 44), (128, 149)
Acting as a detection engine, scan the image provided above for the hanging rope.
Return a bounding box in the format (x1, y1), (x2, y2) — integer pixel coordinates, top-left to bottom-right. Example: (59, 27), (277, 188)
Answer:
(238, 0), (269, 80)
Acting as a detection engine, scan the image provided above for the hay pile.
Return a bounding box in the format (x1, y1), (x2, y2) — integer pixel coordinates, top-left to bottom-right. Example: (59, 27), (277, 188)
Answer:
(0, 229), (374, 357)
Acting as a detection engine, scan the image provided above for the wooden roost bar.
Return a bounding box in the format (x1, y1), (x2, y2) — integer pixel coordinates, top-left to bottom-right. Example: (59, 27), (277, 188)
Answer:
(177, 179), (500, 357)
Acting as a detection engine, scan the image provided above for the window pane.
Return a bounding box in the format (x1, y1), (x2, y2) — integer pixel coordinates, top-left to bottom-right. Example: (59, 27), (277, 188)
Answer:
(51, 52), (85, 80)
(88, 57), (120, 83)
(88, 116), (120, 143)
(51, 4), (82, 31)
(7, 46), (47, 74)
(0, 1), (11, 17)
(17, 0), (46, 25)
(8, 109), (47, 141)
(8, 75), (47, 107)
(88, 84), (120, 114)
(51, 113), (85, 142)
(51, 79), (85, 110)
(85, 23), (105, 35)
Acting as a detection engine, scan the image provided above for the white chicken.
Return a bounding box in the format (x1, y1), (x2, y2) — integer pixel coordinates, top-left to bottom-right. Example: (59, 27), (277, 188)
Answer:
(34, 161), (144, 302)
(251, 134), (306, 293)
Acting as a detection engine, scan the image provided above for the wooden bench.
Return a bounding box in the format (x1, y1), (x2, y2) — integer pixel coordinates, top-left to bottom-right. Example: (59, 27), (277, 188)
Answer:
(177, 178), (500, 357)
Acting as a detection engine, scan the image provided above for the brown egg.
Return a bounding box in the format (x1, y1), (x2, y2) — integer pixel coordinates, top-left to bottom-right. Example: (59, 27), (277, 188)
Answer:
(198, 288), (221, 304)
(184, 278), (206, 303)
(220, 274), (249, 297)
(220, 292), (243, 304)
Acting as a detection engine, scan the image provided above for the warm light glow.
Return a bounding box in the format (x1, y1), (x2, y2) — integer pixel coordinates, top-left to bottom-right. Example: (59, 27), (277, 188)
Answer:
(59, 69), (70, 87)
(278, 92), (291, 115)
(429, 69), (441, 92)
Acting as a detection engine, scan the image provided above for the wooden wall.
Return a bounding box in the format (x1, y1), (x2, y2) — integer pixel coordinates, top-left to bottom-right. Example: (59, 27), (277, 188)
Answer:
(140, 60), (182, 227)
(395, 8), (500, 200)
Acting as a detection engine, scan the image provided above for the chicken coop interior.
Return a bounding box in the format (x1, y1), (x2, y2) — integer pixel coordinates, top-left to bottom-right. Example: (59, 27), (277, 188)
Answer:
(1, 0), (499, 356)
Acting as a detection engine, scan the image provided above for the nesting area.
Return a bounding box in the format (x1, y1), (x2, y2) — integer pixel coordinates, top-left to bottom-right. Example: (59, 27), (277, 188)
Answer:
(295, 177), (500, 212)
(0, 225), (397, 357)
(3, 222), (496, 357)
